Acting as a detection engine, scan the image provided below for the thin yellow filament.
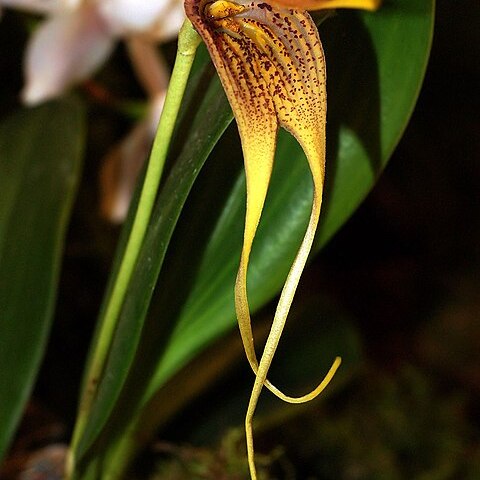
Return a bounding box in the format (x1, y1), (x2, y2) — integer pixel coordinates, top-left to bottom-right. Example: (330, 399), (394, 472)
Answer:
(246, 357), (341, 479)
(180, 0), (383, 477)
(239, 126), (341, 478)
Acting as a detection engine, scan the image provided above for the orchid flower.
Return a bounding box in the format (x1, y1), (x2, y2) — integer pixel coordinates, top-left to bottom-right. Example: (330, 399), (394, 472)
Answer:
(184, 0), (379, 477)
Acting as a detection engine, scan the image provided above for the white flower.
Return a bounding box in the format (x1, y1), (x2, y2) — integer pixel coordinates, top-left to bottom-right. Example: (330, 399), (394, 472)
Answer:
(99, 38), (169, 222)
(1, 0), (185, 222)
(0, 0), (185, 104)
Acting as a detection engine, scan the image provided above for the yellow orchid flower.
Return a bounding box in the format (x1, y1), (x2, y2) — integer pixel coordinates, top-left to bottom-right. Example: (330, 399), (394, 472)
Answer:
(185, 0), (378, 477)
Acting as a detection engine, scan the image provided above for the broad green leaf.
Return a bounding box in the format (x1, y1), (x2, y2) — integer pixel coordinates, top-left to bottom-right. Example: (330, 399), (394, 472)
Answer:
(75, 0), (434, 473)
(0, 97), (85, 462)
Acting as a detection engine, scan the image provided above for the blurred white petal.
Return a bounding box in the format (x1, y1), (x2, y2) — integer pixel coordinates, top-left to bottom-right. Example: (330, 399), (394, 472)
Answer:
(98, 0), (184, 40)
(0, 0), (79, 14)
(126, 38), (169, 97)
(22, 5), (114, 105)
(100, 94), (165, 223)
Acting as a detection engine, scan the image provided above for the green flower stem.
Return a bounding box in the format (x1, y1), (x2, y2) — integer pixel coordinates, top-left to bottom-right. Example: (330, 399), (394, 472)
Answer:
(67, 19), (201, 476)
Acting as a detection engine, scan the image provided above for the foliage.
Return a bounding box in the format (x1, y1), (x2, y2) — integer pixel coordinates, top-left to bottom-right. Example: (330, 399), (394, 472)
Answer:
(0, 0), (436, 477)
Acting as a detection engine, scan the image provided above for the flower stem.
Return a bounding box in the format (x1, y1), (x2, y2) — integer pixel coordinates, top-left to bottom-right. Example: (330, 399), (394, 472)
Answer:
(67, 19), (201, 477)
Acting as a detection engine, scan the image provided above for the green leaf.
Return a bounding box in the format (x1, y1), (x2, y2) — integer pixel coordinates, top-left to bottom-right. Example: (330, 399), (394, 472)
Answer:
(76, 0), (434, 474)
(0, 97), (85, 462)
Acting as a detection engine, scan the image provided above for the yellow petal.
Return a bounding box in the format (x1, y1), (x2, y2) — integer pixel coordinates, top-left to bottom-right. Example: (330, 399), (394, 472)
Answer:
(270, 0), (380, 11)
(187, 0), (335, 389)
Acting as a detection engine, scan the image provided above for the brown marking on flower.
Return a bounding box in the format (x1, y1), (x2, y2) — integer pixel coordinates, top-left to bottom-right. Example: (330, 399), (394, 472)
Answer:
(183, 1), (342, 478)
